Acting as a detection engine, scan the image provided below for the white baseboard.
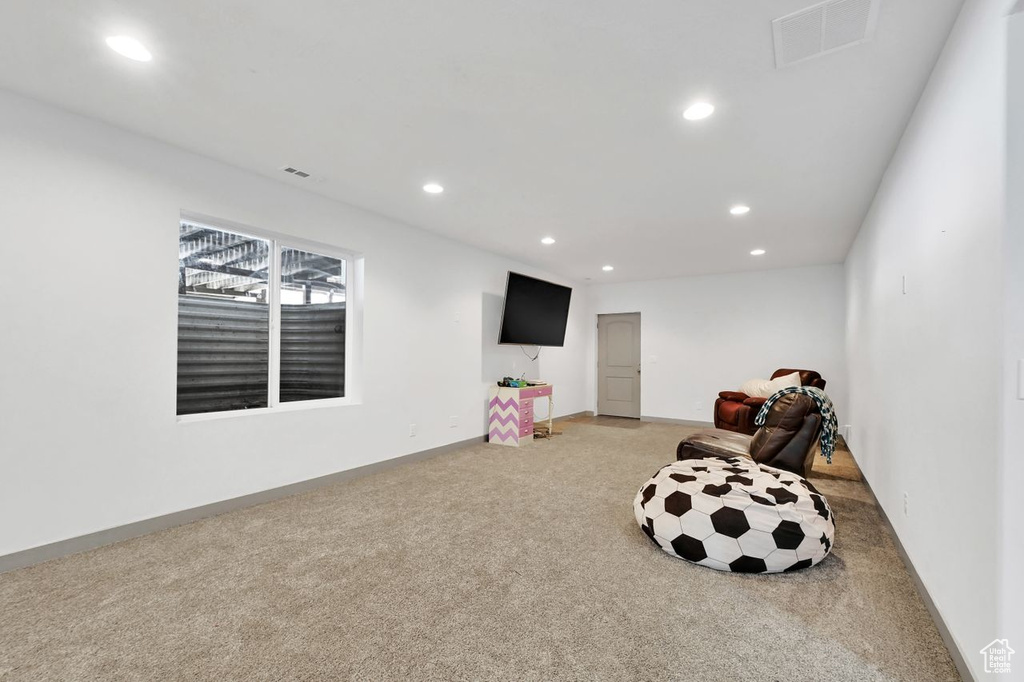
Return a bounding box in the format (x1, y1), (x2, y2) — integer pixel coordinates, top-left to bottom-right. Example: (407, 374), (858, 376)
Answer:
(855, 458), (973, 681)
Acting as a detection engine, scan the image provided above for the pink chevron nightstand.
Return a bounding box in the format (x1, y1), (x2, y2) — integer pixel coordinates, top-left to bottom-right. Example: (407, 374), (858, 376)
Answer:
(487, 384), (553, 447)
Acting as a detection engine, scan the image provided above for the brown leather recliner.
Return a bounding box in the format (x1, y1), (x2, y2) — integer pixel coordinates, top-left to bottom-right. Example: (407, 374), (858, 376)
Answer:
(679, 393), (823, 478)
(714, 368), (826, 436)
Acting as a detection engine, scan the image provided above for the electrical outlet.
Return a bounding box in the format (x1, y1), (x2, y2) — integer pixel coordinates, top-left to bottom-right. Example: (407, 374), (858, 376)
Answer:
(902, 275), (908, 295)
(695, 401), (703, 412)
(409, 423), (417, 437)
(449, 415), (459, 428)
(903, 492), (909, 517)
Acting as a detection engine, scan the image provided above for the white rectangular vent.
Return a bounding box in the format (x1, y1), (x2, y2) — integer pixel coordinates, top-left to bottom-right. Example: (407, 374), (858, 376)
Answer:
(281, 166), (311, 178)
(772, 0), (880, 68)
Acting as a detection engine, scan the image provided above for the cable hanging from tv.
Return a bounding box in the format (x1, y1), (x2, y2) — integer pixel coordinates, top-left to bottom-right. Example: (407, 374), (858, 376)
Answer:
(521, 345), (541, 362)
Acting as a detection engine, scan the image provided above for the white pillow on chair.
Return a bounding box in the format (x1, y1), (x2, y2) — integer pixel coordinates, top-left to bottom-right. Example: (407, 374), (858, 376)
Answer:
(740, 372), (801, 398)
(740, 377), (770, 397)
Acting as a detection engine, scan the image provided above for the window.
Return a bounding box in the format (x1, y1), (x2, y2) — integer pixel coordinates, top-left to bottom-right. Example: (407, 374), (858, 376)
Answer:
(177, 218), (349, 416)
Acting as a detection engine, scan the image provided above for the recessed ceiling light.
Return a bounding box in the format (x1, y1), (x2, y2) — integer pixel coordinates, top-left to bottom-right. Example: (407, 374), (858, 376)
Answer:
(730, 205), (751, 216)
(541, 237), (556, 245)
(683, 102), (715, 121)
(422, 183), (444, 194)
(602, 265), (614, 272)
(750, 249), (766, 256)
(105, 36), (152, 62)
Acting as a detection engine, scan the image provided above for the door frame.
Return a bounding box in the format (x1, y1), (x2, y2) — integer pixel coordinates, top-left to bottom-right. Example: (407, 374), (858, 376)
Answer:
(595, 311), (642, 418)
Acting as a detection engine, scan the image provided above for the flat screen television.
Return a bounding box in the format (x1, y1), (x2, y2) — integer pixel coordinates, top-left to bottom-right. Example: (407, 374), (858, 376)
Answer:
(498, 272), (573, 346)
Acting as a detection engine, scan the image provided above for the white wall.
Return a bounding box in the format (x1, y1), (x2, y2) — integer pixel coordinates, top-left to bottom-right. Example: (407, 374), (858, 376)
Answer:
(0, 89), (588, 558)
(844, 1), (1008, 677)
(585, 265), (847, 424)
(1002, 7), (1024, 661)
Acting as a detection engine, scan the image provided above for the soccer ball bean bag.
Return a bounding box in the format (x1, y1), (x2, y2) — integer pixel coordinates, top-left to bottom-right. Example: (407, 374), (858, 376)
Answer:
(633, 456), (834, 573)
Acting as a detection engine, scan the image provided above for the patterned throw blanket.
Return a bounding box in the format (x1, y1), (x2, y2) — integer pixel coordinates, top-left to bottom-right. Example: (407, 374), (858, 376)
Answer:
(754, 386), (838, 465)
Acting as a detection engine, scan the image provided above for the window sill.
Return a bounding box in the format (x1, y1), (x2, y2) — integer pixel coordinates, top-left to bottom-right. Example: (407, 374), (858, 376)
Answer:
(176, 397), (359, 424)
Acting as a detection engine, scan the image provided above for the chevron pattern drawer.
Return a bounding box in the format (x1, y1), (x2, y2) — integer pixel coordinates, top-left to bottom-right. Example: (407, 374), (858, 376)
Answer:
(487, 385), (553, 447)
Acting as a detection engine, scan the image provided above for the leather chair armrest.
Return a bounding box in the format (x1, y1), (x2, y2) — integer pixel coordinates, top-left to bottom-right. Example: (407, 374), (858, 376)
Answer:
(742, 396), (767, 408)
(719, 391), (749, 401)
(760, 413), (821, 478)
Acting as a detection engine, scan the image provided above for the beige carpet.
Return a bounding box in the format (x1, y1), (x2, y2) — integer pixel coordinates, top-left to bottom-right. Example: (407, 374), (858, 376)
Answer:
(0, 422), (958, 681)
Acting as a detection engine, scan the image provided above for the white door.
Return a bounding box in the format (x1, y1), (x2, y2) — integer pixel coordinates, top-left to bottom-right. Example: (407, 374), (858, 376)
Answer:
(597, 313), (641, 418)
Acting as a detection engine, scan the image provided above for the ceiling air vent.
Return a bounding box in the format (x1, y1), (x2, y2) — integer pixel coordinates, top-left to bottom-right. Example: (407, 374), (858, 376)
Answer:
(281, 166), (311, 178)
(772, 0), (881, 69)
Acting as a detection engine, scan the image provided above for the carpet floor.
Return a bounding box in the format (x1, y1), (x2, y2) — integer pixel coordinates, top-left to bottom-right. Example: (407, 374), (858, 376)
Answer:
(0, 422), (958, 681)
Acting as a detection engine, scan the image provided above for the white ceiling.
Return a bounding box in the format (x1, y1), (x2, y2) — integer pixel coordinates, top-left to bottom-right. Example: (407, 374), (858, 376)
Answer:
(0, 0), (963, 282)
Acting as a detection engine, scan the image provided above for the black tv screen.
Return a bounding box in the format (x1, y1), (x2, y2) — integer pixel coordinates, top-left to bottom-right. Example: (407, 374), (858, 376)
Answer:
(498, 272), (573, 346)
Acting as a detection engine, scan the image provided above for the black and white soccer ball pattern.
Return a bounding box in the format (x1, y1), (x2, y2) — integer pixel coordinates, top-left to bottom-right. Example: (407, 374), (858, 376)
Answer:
(634, 457), (835, 573)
